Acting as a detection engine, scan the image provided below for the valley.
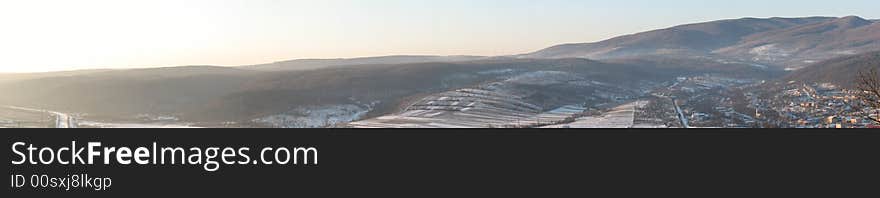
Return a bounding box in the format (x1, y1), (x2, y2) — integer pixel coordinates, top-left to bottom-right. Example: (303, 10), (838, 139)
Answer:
(1, 16), (878, 128)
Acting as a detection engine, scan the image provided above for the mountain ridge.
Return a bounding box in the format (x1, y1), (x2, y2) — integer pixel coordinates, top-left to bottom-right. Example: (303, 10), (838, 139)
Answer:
(241, 55), (489, 71)
(523, 16), (879, 69)
(8, 16), (876, 75)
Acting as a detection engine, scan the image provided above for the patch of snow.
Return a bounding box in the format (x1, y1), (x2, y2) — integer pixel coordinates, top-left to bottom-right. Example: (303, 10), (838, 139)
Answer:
(477, 69), (517, 75)
(749, 64), (769, 69)
(254, 104), (373, 128)
(135, 114), (180, 122)
(834, 50), (858, 55)
(749, 44), (793, 62)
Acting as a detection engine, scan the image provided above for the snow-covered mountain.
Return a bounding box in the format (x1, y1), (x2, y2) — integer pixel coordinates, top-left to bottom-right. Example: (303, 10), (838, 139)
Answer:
(523, 16), (880, 69)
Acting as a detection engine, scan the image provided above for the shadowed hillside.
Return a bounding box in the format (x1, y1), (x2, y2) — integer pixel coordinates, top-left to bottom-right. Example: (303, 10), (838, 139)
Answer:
(784, 51), (880, 88)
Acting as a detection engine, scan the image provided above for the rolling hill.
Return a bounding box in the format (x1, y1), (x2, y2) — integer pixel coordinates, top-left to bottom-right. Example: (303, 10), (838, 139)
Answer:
(523, 16), (880, 69)
(715, 16), (880, 69)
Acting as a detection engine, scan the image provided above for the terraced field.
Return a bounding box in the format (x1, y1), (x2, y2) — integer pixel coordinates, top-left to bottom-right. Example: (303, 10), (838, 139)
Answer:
(348, 89), (588, 128)
(349, 71), (637, 128)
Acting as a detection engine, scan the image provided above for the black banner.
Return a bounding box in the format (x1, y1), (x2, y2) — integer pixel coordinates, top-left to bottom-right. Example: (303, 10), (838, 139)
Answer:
(4, 129), (880, 196)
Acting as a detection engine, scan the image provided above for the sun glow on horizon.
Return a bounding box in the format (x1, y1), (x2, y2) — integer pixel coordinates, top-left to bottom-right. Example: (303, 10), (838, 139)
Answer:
(1, 0), (878, 73)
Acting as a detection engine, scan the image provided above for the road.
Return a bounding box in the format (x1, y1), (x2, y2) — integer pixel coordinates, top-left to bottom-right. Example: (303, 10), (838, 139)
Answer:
(655, 79), (690, 128)
(630, 101), (636, 127)
(650, 93), (689, 128)
(671, 99), (690, 128)
(52, 111), (76, 128)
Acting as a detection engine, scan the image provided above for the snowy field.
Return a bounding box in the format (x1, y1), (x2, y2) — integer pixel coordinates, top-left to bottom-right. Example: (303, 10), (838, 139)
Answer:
(542, 102), (637, 128)
(348, 88), (578, 128)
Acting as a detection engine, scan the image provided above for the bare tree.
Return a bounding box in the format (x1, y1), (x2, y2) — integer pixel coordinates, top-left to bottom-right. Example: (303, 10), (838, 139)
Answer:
(855, 68), (880, 124)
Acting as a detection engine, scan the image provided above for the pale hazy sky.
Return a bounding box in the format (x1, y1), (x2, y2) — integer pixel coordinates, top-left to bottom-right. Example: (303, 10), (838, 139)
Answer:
(1, 0), (878, 73)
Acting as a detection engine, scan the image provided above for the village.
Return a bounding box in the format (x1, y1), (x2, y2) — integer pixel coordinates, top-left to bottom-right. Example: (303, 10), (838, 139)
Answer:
(756, 83), (879, 128)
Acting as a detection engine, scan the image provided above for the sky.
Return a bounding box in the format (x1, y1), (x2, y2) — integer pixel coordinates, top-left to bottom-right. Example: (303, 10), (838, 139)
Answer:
(0, 0), (878, 73)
